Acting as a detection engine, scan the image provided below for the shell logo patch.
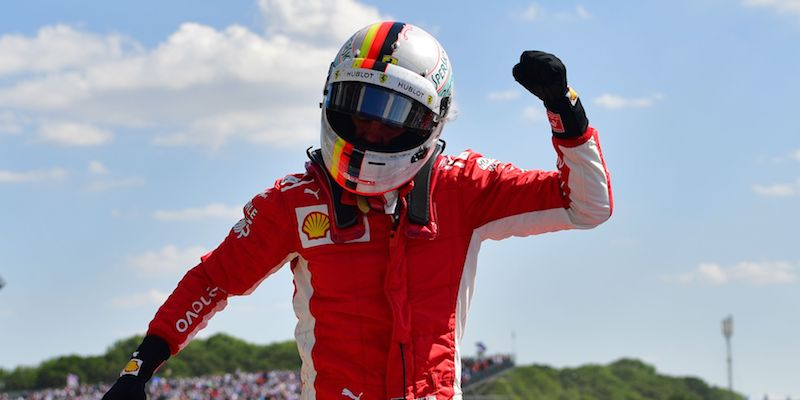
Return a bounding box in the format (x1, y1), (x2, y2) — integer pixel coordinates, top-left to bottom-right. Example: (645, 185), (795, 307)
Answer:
(302, 211), (331, 240)
(121, 358), (142, 376)
(295, 204), (370, 248)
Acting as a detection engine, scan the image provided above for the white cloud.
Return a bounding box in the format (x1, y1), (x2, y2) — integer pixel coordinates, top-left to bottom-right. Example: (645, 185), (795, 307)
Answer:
(0, 24), (134, 76)
(84, 176), (145, 192)
(752, 179), (799, 197)
(0, 23), (331, 106)
(593, 93), (664, 110)
(84, 160), (145, 192)
(0, 0), (389, 149)
(0, 167), (68, 183)
(258, 0), (387, 46)
(88, 160), (110, 175)
(110, 289), (170, 309)
(522, 106), (547, 121)
(663, 261), (798, 286)
(38, 121), (113, 146)
(487, 89), (521, 102)
(152, 107), (318, 149)
(756, 149), (800, 164)
(128, 244), (210, 277)
(519, 4), (591, 21)
(154, 203), (241, 222)
(742, 0), (800, 16)
(521, 4), (542, 20)
(575, 5), (591, 19)
(0, 112), (24, 134)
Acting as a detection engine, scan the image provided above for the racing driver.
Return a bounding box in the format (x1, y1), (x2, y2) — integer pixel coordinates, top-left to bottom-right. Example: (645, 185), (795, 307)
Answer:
(102, 21), (613, 400)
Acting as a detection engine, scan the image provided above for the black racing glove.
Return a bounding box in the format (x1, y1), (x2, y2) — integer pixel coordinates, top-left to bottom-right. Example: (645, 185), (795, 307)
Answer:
(102, 335), (171, 400)
(512, 50), (589, 138)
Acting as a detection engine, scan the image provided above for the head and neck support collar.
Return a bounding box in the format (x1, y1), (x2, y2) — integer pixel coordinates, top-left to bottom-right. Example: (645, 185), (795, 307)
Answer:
(306, 140), (444, 240)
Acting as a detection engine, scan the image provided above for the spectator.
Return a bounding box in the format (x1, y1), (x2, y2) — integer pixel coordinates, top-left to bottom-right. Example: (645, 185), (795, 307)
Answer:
(0, 355), (514, 399)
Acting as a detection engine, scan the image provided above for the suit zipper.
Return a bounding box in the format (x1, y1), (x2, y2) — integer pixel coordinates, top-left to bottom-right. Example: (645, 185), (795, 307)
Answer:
(389, 202), (402, 251)
(389, 200), (406, 399)
(400, 343), (408, 400)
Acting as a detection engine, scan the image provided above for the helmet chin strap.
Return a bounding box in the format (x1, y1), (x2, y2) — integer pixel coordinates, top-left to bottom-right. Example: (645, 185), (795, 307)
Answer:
(306, 140), (444, 231)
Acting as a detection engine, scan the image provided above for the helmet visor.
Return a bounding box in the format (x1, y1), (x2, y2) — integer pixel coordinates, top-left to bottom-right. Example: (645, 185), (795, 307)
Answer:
(325, 81), (438, 131)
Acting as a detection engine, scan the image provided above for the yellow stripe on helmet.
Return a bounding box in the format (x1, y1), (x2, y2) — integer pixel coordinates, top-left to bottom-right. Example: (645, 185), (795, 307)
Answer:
(330, 137), (346, 178)
(358, 23), (382, 59)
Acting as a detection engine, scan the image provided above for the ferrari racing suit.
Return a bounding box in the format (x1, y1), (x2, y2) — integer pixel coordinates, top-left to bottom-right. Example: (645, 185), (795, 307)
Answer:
(146, 126), (612, 400)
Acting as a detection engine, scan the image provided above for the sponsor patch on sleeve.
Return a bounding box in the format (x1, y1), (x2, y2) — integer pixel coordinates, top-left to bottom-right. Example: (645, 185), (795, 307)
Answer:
(280, 174), (314, 192)
(120, 358), (143, 377)
(546, 110), (565, 133)
(476, 157), (499, 172)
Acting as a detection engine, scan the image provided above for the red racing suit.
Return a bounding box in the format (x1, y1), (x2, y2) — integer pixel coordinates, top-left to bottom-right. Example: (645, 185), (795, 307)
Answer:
(146, 127), (612, 400)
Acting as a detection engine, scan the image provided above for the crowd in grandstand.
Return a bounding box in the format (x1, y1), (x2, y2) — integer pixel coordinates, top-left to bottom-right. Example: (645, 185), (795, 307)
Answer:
(0, 356), (511, 400)
(146, 370), (300, 400)
(461, 354), (514, 387)
(0, 370), (300, 400)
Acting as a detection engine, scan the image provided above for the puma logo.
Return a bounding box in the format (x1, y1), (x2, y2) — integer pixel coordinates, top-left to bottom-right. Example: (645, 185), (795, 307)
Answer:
(341, 388), (363, 400)
(304, 188), (320, 200)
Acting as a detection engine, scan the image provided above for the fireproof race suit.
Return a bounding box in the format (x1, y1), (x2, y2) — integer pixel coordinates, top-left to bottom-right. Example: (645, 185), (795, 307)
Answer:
(146, 126), (612, 400)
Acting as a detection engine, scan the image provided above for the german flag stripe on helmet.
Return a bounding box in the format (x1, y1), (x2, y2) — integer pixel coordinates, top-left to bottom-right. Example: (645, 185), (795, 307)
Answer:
(346, 146), (365, 181)
(377, 23), (405, 61)
(355, 22), (404, 72)
(358, 22), (385, 60)
(360, 58), (376, 69)
(365, 22), (393, 61)
(330, 137), (365, 189)
(351, 57), (387, 72)
(353, 59), (389, 72)
(329, 137), (348, 179)
(370, 61), (389, 72)
(357, 23), (382, 62)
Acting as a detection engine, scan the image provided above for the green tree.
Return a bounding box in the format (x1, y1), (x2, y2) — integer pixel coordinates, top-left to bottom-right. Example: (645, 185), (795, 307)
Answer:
(0, 334), (743, 399)
(0, 333), (300, 391)
(4, 366), (38, 391)
(0, 368), (8, 391)
(468, 358), (745, 400)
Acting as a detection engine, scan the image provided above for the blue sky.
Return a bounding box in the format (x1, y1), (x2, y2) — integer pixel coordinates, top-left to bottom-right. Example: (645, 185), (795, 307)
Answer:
(1, 0), (799, 397)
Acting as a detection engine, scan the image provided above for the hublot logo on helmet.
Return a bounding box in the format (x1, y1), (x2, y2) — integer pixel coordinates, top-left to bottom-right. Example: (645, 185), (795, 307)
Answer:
(397, 81), (424, 98)
(346, 70), (375, 80)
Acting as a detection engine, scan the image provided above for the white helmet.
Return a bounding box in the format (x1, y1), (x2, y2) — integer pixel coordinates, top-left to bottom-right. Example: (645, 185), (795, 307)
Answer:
(320, 21), (454, 195)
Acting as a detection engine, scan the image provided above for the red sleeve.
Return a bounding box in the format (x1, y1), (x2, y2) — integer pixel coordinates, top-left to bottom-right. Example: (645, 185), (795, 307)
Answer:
(456, 126), (612, 239)
(146, 181), (297, 354)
